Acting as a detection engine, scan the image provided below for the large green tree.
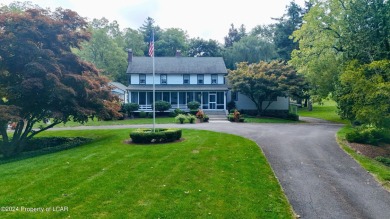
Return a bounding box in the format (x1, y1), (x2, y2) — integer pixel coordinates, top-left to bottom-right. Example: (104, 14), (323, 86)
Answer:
(0, 7), (120, 157)
(335, 60), (390, 128)
(75, 26), (128, 83)
(290, 0), (390, 125)
(155, 28), (188, 56)
(273, 1), (309, 61)
(224, 24), (246, 48)
(228, 61), (305, 116)
(223, 35), (277, 69)
(187, 38), (221, 57)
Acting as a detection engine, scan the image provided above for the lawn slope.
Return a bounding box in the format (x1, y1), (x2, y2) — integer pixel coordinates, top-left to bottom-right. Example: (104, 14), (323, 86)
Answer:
(0, 129), (294, 218)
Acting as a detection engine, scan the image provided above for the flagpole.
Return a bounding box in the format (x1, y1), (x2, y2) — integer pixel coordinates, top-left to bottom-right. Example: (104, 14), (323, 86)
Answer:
(152, 30), (156, 132)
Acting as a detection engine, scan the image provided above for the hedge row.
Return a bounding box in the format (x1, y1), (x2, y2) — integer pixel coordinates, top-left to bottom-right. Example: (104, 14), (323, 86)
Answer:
(130, 128), (182, 144)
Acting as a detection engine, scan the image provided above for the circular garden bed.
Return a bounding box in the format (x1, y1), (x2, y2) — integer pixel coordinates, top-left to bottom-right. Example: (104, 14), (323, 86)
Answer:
(129, 128), (182, 144)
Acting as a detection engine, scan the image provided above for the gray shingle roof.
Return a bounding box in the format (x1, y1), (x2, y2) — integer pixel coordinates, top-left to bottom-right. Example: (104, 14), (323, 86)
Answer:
(126, 57), (228, 74)
(109, 82), (127, 91)
(127, 84), (229, 91)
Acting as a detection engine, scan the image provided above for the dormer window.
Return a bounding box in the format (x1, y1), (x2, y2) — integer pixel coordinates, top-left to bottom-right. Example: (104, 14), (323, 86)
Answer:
(160, 74), (167, 84)
(139, 74), (146, 84)
(211, 74), (218, 84)
(183, 75), (190, 84)
(197, 74), (204, 84)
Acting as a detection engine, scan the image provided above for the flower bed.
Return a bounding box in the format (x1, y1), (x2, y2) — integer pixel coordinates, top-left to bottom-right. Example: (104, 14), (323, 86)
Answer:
(130, 128), (182, 144)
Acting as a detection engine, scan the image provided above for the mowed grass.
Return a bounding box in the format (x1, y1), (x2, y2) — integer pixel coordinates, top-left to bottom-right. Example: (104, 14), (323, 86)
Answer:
(35, 117), (176, 128)
(0, 129), (294, 218)
(298, 99), (348, 124)
(337, 126), (390, 191)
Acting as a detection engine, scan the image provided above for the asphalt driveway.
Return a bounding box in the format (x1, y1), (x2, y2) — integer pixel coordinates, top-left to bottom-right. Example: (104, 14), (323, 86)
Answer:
(53, 120), (390, 218)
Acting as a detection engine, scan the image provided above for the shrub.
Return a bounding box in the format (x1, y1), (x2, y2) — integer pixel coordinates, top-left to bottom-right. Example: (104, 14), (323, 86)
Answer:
(375, 156), (390, 167)
(155, 101), (171, 113)
(122, 103), (139, 117)
(130, 128), (182, 144)
(189, 110), (198, 115)
(139, 111), (147, 118)
(175, 114), (187, 124)
(227, 101), (236, 112)
(196, 109), (205, 120)
(187, 114), (196, 123)
(346, 127), (390, 145)
(286, 113), (299, 121)
(187, 101), (200, 110)
(174, 108), (185, 116)
(203, 115), (209, 122)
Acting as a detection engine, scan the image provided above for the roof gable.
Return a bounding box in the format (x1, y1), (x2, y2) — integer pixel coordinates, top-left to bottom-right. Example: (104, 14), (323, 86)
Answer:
(126, 57), (228, 74)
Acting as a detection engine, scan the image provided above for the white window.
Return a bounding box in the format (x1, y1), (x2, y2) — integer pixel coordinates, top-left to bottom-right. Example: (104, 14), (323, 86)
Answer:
(139, 74), (146, 84)
(183, 75), (190, 84)
(197, 74), (204, 84)
(161, 74), (167, 84)
(211, 74), (218, 84)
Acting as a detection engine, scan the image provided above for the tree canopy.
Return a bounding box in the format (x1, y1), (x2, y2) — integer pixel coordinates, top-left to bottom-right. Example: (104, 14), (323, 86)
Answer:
(290, 0), (390, 126)
(0, 7), (120, 157)
(228, 61), (305, 116)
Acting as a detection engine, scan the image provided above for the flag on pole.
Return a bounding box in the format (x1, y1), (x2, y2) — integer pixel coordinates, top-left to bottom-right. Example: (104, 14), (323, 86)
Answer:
(148, 33), (154, 57)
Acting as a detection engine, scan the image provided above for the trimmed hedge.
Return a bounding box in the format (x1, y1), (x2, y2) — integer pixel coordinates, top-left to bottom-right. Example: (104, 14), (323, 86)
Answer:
(346, 128), (390, 145)
(130, 128), (182, 144)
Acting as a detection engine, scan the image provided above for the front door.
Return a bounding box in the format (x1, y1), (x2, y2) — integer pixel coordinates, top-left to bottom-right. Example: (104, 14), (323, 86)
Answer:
(209, 93), (216, 109)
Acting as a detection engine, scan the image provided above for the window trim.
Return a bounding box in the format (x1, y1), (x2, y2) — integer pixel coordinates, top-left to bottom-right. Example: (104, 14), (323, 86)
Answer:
(160, 74), (167, 85)
(183, 74), (190, 84)
(211, 74), (218, 84)
(197, 74), (204, 84)
(139, 74), (146, 84)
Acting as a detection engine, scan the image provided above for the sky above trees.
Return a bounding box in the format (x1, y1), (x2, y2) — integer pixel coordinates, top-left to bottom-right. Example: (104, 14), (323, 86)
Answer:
(0, 0), (306, 42)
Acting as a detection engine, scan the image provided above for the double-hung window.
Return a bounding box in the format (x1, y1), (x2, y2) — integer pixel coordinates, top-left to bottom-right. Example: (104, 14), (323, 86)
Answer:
(160, 74), (167, 84)
(197, 74), (204, 84)
(139, 74), (146, 84)
(183, 75), (190, 84)
(211, 74), (218, 84)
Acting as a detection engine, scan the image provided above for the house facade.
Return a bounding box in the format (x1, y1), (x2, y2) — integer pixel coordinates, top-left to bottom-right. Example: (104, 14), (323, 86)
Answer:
(115, 50), (289, 113)
(125, 50), (229, 111)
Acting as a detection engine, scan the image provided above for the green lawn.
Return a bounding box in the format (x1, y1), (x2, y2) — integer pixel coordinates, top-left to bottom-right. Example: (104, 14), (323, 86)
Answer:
(0, 129), (294, 218)
(298, 99), (348, 124)
(35, 117), (176, 128)
(337, 126), (390, 191)
(244, 117), (298, 123)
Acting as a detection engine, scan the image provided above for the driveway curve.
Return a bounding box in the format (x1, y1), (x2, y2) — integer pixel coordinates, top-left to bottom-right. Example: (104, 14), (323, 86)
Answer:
(53, 120), (390, 218)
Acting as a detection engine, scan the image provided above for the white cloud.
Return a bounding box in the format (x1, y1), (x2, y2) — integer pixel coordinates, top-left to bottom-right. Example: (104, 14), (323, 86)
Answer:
(1, 0), (306, 42)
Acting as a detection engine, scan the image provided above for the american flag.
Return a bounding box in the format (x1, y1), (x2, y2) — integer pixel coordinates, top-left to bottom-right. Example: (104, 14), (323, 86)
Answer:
(148, 33), (154, 57)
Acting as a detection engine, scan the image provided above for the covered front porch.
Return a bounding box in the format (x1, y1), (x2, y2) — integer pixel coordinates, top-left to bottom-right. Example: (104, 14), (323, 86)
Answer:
(128, 90), (227, 111)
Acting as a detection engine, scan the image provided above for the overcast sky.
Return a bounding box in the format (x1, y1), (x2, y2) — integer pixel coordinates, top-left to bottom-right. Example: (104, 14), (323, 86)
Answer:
(1, 0), (306, 43)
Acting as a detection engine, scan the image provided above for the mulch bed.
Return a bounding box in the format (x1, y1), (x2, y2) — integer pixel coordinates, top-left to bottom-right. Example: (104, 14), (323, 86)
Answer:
(346, 142), (390, 158)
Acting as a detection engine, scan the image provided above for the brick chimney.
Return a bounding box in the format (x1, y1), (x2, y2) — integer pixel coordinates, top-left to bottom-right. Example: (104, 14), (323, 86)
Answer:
(127, 49), (133, 63)
(175, 50), (182, 57)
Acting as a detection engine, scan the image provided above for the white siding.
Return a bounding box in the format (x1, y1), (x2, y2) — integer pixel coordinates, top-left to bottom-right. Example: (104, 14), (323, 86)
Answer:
(190, 74), (197, 84)
(203, 74), (211, 84)
(131, 74), (139, 85)
(227, 91), (289, 110)
(131, 74), (227, 85)
(167, 74), (183, 84)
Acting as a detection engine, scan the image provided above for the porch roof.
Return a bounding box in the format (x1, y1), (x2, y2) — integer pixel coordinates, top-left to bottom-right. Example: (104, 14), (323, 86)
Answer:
(127, 84), (229, 91)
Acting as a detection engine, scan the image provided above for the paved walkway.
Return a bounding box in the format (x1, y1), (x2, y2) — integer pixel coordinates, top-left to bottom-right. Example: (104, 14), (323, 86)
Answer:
(52, 120), (390, 218)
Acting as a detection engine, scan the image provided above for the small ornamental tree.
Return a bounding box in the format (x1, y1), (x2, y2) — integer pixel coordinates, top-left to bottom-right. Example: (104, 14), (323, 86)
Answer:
(155, 101), (171, 113)
(122, 103), (139, 118)
(0, 7), (120, 157)
(187, 101), (200, 110)
(228, 61), (305, 116)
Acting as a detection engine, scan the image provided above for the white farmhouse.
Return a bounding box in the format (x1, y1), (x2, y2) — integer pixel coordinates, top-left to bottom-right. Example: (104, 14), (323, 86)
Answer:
(112, 50), (289, 114)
